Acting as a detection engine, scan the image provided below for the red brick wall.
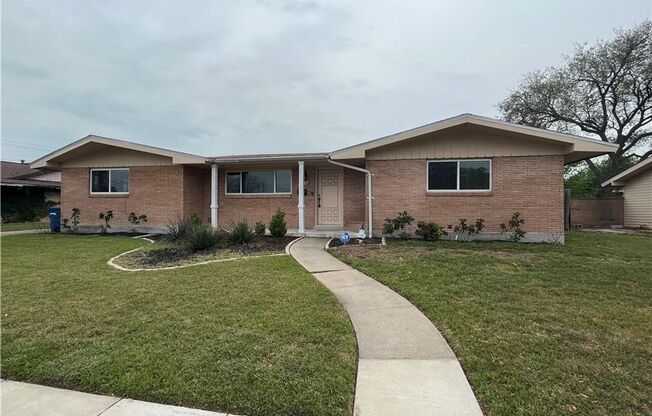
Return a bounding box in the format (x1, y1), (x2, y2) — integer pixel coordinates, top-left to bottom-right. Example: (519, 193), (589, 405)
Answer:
(215, 165), (310, 229)
(368, 155), (564, 234)
(343, 169), (367, 230)
(61, 166), (185, 227)
(183, 166), (210, 223)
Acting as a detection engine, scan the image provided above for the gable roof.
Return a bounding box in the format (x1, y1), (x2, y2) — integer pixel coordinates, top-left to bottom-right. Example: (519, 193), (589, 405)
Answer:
(329, 113), (618, 163)
(601, 158), (652, 187)
(30, 135), (206, 169)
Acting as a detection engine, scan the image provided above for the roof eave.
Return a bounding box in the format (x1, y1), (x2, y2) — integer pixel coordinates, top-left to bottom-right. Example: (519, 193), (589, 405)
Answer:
(601, 157), (652, 187)
(207, 154), (329, 164)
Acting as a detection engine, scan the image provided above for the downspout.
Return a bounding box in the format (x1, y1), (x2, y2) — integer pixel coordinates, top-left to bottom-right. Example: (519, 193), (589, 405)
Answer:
(327, 158), (373, 238)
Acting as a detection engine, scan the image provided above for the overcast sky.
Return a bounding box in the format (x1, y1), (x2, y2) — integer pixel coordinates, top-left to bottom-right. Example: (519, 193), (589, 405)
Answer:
(2, 1), (650, 162)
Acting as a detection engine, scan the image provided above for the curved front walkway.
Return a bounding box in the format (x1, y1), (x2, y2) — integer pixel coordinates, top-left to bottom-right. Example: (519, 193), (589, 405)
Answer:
(288, 238), (483, 416)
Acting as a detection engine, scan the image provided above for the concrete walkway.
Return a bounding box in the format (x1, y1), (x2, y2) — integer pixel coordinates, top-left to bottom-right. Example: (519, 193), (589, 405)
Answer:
(0, 229), (48, 236)
(0, 380), (240, 416)
(288, 238), (483, 416)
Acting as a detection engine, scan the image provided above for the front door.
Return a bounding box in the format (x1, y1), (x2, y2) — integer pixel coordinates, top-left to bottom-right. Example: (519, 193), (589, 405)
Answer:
(318, 169), (342, 226)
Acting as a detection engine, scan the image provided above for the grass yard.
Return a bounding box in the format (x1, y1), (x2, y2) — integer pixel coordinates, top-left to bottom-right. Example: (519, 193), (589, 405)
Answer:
(1, 234), (356, 416)
(332, 231), (651, 416)
(0, 221), (48, 232)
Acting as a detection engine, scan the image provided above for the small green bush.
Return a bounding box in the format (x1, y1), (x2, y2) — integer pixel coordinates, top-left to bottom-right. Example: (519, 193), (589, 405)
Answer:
(383, 211), (414, 236)
(98, 210), (113, 233)
(182, 225), (220, 251)
(500, 212), (526, 242)
(454, 218), (485, 241)
(190, 213), (202, 226)
(228, 220), (256, 244)
(128, 212), (148, 233)
(254, 221), (266, 236)
(416, 221), (447, 241)
(269, 209), (287, 237)
(166, 217), (198, 242)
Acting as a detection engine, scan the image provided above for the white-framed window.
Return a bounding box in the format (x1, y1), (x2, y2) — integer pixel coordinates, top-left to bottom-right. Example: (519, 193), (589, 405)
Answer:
(427, 159), (491, 192)
(225, 169), (292, 194)
(90, 168), (130, 194)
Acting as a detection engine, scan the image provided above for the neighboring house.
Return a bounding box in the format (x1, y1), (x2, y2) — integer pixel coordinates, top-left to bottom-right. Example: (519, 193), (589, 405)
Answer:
(1, 160), (61, 222)
(601, 158), (652, 228)
(30, 114), (616, 242)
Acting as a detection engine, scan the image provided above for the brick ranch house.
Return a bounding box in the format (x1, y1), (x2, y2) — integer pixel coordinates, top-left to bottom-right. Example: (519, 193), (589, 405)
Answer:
(31, 114), (616, 242)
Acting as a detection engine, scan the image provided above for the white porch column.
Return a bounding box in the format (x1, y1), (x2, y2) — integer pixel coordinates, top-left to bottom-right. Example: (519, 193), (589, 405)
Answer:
(367, 172), (373, 238)
(298, 161), (305, 234)
(210, 164), (219, 228)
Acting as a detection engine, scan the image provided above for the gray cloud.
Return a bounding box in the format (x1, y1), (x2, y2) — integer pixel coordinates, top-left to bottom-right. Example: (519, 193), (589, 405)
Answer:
(2, 0), (650, 161)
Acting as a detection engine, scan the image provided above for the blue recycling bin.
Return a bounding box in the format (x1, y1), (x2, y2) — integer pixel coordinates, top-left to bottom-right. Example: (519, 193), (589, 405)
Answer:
(48, 207), (61, 232)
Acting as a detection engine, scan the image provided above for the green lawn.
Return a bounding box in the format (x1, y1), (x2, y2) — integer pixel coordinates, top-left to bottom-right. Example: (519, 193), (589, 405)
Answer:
(332, 231), (651, 416)
(1, 234), (356, 416)
(0, 221), (48, 232)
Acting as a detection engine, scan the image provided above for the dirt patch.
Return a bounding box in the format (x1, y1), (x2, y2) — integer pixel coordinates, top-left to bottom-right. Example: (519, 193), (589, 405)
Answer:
(433, 248), (539, 261)
(334, 244), (538, 262)
(338, 246), (434, 261)
(328, 237), (383, 248)
(115, 236), (295, 269)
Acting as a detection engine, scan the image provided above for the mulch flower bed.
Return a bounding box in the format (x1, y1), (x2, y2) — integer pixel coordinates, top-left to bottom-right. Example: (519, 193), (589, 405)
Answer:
(328, 237), (383, 248)
(120, 235), (297, 268)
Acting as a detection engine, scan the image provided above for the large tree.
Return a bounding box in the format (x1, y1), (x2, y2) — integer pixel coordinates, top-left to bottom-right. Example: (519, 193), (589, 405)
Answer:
(499, 20), (652, 185)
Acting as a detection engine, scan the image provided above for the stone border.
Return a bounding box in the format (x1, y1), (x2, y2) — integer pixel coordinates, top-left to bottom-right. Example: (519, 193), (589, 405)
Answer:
(107, 236), (300, 272)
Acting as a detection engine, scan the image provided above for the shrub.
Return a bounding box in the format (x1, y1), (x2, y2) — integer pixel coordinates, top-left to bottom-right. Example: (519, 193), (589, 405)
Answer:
(382, 211), (414, 236)
(254, 221), (266, 236)
(416, 221), (447, 241)
(397, 231), (411, 240)
(182, 225), (220, 251)
(500, 212), (526, 242)
(454, 218), (485, 241)
(190, 213), (202, 226)
(166, 217), (198, 242)
(63, 208), (81, 231)
(269, 209), (287, 237)
(228, 220), (256, 244)
(382, 221), (395, 235)
(98, 210), (113, 233)
(128, 212), (148, 233)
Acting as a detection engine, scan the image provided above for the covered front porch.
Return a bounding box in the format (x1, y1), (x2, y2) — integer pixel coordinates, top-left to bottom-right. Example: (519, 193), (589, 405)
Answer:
(205, 154), (374, 237)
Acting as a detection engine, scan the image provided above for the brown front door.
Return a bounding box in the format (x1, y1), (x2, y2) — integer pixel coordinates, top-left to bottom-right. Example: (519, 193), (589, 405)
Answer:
(318, 169), (342, 226)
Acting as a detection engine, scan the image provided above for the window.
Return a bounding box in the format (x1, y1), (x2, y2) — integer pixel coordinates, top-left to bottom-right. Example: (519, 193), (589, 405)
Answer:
(225, 169), (292, 194)
(91, 168), (129, 194)
(427, 159), (491, 191)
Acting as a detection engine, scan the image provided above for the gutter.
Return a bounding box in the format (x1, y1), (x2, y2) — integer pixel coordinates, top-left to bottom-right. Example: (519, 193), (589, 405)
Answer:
(207, 154), (328, 164)
(327, 158), (374, 238)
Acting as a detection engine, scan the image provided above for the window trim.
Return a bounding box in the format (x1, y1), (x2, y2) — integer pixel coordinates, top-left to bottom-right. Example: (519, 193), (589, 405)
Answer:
(89, 168), (130, 195)
(426, 159), (492, 192)
(225, 169), (293, 195)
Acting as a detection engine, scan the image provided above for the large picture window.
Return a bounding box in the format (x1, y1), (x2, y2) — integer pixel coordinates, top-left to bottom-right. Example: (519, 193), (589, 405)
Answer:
(90, 168), (129, 194)
(226, 169), (292, 194)
(427, 159), (491, 191)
